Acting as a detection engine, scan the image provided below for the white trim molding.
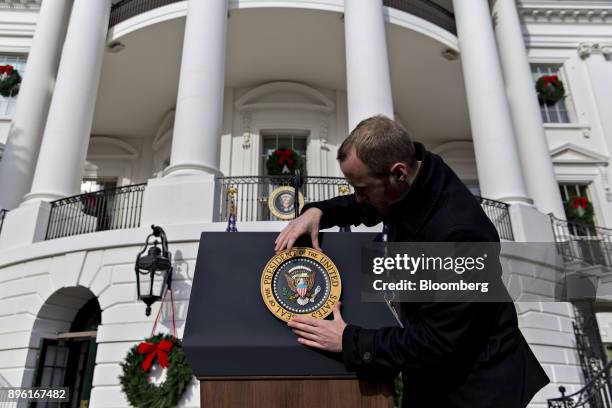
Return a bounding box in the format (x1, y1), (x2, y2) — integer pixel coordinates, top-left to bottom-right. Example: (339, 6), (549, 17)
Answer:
(519, 3), (612, 24)
(0, 0), (40, 10)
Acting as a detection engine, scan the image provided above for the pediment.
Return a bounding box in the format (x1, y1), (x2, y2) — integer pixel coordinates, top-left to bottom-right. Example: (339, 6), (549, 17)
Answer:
(87, 137), (138, 160)
(431, 141), (475, 160)
(236, 82), (334, 113)
(550, 143), (609, 165)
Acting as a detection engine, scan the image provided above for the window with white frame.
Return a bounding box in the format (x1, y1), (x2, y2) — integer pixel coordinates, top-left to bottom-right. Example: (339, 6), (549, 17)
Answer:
(559, 183), (596, 225)
(531, 64), (574, 124)
(260, 130), (308, 176)
(0, 54), (27, 117)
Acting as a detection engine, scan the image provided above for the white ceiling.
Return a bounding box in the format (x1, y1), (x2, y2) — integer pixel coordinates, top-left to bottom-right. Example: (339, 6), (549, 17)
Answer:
(92, 7), (469, 143)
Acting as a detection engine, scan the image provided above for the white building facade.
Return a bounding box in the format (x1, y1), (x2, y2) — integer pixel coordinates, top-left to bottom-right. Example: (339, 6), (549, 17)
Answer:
(0, 0), (610, 406)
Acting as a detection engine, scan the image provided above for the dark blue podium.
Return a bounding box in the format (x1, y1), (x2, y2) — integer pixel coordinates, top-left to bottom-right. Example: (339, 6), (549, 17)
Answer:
(183, 232), (395, 407)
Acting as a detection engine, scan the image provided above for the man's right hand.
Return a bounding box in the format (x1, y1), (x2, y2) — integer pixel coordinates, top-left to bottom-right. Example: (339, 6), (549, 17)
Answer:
(274, 208), (323, 252)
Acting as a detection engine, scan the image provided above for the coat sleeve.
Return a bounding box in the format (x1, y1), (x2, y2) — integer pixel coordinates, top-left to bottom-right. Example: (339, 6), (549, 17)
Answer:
(301, 194), (383, 229)
(341, 225), (500, 375)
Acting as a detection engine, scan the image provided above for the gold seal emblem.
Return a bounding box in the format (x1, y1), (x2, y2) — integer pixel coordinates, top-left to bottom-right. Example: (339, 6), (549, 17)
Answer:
(268, 186), (305, 220)
(261, 247), (342, 322)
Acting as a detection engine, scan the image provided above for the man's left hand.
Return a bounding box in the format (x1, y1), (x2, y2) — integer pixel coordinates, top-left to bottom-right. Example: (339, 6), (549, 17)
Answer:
(288, 302), (346, 352)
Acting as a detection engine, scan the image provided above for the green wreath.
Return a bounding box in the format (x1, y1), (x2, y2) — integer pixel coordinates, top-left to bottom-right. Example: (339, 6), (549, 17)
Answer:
(266, 148), (301, 175)
(0, 65), (21, 97)
(535, 74), (565, 105)
(120, 334), (193, 408)
(564, 197), (594, 225)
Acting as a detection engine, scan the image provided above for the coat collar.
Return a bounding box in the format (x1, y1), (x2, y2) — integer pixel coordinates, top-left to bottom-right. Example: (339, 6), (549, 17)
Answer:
(384, 142), (446, 236)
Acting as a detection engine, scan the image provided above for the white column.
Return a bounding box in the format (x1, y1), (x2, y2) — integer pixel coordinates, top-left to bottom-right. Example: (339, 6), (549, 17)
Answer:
(25, 0), (112, 202)
(0, 0), (73, 209)
(164, 0), (228, 177)
(344, 0), (394, 131)
(452, 0), (530, 204)
(492, 0), (565, 218)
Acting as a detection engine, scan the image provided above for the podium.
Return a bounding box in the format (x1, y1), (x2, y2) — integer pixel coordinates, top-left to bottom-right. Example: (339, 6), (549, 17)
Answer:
(183, 232), (396, 407)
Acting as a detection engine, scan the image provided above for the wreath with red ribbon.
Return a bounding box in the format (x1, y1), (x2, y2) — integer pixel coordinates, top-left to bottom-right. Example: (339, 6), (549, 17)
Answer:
(266, 148), (301, 175)
(0, 65), (21, 97)
(119, 333), (193, 408)
(535, 74), (565, 105)
(564, 196), (594, 225)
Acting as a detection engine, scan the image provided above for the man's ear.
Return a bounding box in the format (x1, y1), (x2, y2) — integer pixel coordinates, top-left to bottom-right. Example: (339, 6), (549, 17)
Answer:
(390, 162), (409, 181)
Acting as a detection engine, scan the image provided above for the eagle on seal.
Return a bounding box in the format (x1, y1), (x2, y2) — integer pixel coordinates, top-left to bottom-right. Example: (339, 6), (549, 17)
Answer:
(284, 266), (316, 305)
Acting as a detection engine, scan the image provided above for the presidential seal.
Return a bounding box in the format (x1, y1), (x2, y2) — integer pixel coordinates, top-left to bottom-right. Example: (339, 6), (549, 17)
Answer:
(268, 186), (305, 220)
(261, 247), (341, 322)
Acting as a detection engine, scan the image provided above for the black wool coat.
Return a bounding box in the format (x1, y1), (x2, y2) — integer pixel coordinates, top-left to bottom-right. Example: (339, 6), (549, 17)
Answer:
(303, 143), (549, 408)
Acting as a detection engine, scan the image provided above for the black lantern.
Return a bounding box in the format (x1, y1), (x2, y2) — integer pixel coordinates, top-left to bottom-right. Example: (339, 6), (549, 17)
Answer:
(135, 225), (173, 316)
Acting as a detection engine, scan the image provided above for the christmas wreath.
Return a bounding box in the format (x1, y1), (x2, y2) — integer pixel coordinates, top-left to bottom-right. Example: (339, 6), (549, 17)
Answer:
(266, 148), (301, 175)
(0, 65), (21, 97)
(535, 74), (565, 105)
(564, 196), (594, 225)
(120, 334), (193, 408)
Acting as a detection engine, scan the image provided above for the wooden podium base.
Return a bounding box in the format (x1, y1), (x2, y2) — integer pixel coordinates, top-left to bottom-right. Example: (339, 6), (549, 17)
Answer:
(200, 378), (394, 408)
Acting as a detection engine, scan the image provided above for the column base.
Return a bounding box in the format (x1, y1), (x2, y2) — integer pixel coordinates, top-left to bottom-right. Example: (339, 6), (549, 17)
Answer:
(22, 190), (66, 203)
(495, 195), (533, 205)
(141, 174), (220, 226)
(0, 200), (51, 250)
(509, 203), (555, 242)
(163, 162), (222, 178)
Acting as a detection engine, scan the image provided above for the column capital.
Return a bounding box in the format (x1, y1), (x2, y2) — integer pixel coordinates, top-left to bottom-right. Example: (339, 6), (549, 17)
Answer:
(577, 42), (612, 59)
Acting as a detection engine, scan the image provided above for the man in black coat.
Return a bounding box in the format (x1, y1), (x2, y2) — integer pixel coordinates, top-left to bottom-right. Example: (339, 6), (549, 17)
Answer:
(276, 116), (549, 407)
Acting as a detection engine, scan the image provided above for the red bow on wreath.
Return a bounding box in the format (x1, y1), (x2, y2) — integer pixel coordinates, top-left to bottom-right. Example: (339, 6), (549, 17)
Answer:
(0, 65), (14, 75)
(137, 339), (174, 372)
(572, 197), (589, 209)
(541, 75), (559, 88)
(275, 148), (295, 168)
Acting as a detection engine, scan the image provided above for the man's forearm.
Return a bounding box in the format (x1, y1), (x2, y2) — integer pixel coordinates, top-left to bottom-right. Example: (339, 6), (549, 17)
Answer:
(301, 194), (381, 229)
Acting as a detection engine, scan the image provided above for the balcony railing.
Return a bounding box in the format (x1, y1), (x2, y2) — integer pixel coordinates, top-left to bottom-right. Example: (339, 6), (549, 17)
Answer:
(0, 209), (6, 238)
(548, 360), (612, 407)
(109, 0), (182, 27)
(217, 176), (352, 223)
(45, 184), (146, 240)
(383, 0), (456, 34)
(477, 196), (514, 241)
(109, 0), (455, 32)
(217, 177), (514, 240)
(551, 216), (612, 267)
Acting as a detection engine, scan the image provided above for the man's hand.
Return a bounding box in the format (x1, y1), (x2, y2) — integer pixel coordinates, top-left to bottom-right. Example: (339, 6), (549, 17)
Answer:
(287, 302), (346, 353)
(275, 207), (323, 252)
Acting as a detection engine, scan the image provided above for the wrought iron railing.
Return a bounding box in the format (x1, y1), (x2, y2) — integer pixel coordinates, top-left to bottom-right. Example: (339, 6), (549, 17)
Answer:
(548, 360), (612, 408)
(476, 196), (514, 241)
(383, 0), (456, 34)
(109, 0), (182, 27)
(0, 208), (6, 237)
(45, 184), (146, 240)
(217, 177), (514, 240)
(108, 0), (455, 32)
(217, 176), (352, 222)
(550, 216), (612, 267)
